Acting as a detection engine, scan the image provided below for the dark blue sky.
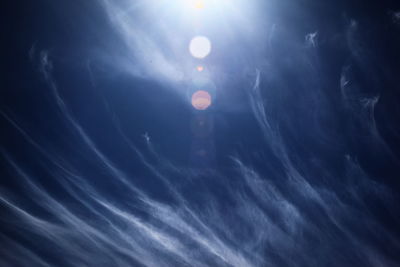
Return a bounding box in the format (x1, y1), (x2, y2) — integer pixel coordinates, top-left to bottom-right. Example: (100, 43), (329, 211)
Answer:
(1, 0), (400, 266)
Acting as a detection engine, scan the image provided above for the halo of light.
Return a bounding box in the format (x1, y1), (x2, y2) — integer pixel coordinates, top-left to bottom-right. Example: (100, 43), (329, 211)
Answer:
(189, 36), (211, 59)
(191, 114), (213, 136)
(197, 65), (204, 72)
(191, 90), (211, 110)
(192, 77), (210, 88)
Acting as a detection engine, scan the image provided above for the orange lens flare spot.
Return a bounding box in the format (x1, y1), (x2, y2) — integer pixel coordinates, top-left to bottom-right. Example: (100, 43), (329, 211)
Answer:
(191, 90), (211, 110)
(196, 66), (204, 72)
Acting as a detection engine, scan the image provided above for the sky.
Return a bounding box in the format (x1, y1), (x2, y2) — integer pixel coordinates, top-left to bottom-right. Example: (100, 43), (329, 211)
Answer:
(1, 0), (400, 266)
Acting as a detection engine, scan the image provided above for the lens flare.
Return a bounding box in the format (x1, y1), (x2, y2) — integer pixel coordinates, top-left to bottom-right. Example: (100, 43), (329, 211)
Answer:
(189, 36), (211, 59)
(191, 114), (213, 137)
(191, 90), (212, 110)
(197, 65), (204, 72)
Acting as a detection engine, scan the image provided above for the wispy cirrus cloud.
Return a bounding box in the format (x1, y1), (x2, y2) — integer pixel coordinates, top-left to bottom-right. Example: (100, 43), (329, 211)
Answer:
(2, 1), (400, 266)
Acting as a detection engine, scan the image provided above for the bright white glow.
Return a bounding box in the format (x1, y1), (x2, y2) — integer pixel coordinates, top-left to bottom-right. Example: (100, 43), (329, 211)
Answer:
(189, 36), (211, 59)
(100, 0), (260, 86)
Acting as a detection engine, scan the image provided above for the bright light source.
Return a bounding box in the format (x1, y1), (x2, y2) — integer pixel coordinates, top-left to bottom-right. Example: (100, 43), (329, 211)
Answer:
(192, 90), (212, 110)
(189, 36), (211, 59)
(194, 0), (205, 9)
(182, 0), (235, 13)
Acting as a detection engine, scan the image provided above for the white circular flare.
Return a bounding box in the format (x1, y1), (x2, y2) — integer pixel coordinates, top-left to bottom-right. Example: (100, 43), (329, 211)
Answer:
(189, 36), (211, 59)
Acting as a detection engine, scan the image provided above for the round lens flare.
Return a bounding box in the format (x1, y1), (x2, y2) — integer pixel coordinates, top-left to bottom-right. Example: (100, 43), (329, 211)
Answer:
(191, 90), (212, 110)
(189, 36), (211, 59)
(196, 65), (204, 72)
